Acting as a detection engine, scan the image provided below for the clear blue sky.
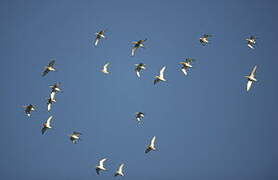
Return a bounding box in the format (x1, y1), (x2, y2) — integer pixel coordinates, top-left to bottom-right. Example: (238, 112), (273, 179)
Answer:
(1, 0), (278, 179)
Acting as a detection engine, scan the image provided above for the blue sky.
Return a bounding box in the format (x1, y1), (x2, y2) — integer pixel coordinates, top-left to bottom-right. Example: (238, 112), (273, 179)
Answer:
(1, 0), (278, 179)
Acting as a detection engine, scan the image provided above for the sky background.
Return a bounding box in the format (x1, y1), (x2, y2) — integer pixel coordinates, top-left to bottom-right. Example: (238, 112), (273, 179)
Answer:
(1, 0), (278, 179)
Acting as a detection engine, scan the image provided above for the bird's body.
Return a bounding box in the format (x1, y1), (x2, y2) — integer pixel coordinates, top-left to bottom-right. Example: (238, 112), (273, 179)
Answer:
(50, 83), (61, 100)
(96, 158), (107, 175)
(101, 63), (110, 74)
(145, 136), (156, 153)
(47, 97), (56, 112)
(179, 58), (195, 76)
(154, 66), (166, 84)
(94, 30), (106, 46)
(135, 63), (146, 78)
(200, 34), (212, 45)
(41, 116), (53, 135)
(68, 132), (82, 144)
(114, 163), (125, 177)
(131, 39), (147, 56)
(23, 104), (35, 117)
(42, 60), (56, 76)
(246, 36), (257, 49)
(245, 65), (257, 91)
(135, 112), (145, 122)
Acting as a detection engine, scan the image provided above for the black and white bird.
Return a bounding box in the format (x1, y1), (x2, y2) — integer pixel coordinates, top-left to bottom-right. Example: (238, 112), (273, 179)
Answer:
(23, 104), (35, 117)
(135, 112), (145, 123)
(101, 62), (110, 74)
(47, 97), (56, 112)
(154, 66), (166, 85)
(145, 136), (157, 153)
(114, 163), (125, 177)
(42, 60), (56, 76)
(245, 65), (257, 92)
(200, 34), (212, 46)
(179, 58), (195, 76)
(41, 116), (53, 135)
(246, 35), (257, 49)
(50, 82), (61, 100)
(96, 158), (107, 175)
(94, 30), (106, 46)
(135, 63), (146, 78)
(68, 132), (82, 144)
(131, 39), (147, 56)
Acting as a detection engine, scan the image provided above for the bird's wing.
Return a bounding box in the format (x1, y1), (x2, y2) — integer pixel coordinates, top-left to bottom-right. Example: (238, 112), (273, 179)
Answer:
(131, 47), (137, 56)
(47, 103), (51, 111)
(99, 158), (107, 166)
(118, 163), (124, 172)
(96, 168), (100, 175)
(181, 68), (187, 76)
(48, 60), (55, 67)
(42, 69), (49, 76)
(136, 70), (141, 78)
(151, 136), (156, 147)
(145, 147), (151, 153)
(247, 80), (253, 92)
(247, 44), (254, 49)
(73, 131), (82, 136)
(159, 66), (166, 78)
(251, 65), (257, 76)
(46, 116), (53, 126)
(41, 127), (47, 135)
(50, 92), (56, 100)
(154, 78), (159, 85)
(94, 38), (99, 46)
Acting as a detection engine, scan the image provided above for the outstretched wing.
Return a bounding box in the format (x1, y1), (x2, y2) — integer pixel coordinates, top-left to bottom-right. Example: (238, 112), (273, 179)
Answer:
(250, 65), (257, 76)
(99, 158), (107, 167)
(46, 116), (53, 126)
(150, 136), (156, 147)
(41, 127), (47, 135)
(94, 38), (99, 46)
(42, 68), (49, 76)
(145, 147), (151, 153)
(73, 131), (82, 136)
(48, 60), (55, 67)
(118, 163), (124, 172)
(154, 78), (160, 85)
(131, 47), (137, 56)
(247, 80), (253, 92)
(159, 66), (166, 78)
(181, 68), (187, 76)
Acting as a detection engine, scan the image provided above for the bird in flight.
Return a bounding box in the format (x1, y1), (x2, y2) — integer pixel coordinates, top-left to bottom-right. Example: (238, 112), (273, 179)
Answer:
(47, 97), (56, 112)
(145, 136), (157, 153)
(41, 116), (53, 135)
(154, 66), (166, 85)
(101, 62), (110, 74)
(50, 82), (61, 100)
(200, 34), (212, 46)
(68, 131), (82, 144)
(135, 63), (146, 78)
(135, 112), (145, 123)
(131, 39), (147, 56)
(246, 35), (257, 49)
(42, 60), (56, 76)
(245, 65), (257, 92)
(96, 158), (107, 175)
(114, 163), (125, 177)
(179, 58), (195, 76)
(23, 104), (35, 117)
(94, 30), (106, 46)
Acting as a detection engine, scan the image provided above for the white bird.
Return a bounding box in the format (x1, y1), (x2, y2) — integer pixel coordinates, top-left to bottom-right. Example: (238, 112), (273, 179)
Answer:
(145, 136), (157, 153)
(245, 65), (257, 92)
(42, 60), (56, 76)
(68, 131), (82, 144)
(41, 116), (53, 135)
(94, 30), (106, 46)
(135, 112), (144, 123)
(101, 63), (110, 74)
(23, 104), (35, 117)
(200, 34), (212, 46)
(154, 66), (166, 85)
(114, 163), (125, 177)
(96, 158), (107, 175)
(131, 39), (147, 56)
(47, 97), (56, 112)
(246, 35), (257, 49)
(135, 63), (146, 78)
(50, 82), (61, 100)
(179, 58), (195, 76)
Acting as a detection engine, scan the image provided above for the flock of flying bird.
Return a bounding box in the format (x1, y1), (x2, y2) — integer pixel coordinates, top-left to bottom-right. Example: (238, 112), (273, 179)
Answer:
(22, 30), (258, 177)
